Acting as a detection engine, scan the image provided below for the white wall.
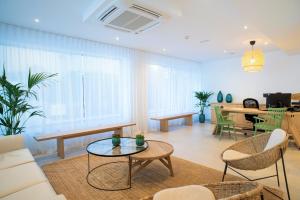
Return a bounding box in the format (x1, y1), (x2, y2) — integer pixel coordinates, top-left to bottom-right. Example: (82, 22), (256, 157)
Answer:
(201, 50), (300, 118)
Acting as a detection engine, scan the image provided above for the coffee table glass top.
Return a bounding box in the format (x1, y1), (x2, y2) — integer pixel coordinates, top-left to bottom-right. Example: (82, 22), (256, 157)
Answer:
(87, 137), (148, 157)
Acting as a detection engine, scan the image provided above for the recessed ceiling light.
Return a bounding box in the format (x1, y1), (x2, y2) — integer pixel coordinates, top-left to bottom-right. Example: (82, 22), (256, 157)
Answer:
(200, 39), (210, 44)
(243, 25), (248, 30)
(34, 18), (40, 23)
(184, 35), (190, 40)
(162, 48), (166, 52)
(264, 41), (269, 45)
(223, 50), (227, 53)
(115, 36), (119, 41)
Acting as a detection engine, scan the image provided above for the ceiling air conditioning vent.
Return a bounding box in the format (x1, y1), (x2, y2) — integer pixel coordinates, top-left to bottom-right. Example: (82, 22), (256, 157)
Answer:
(96, 0), (162, 34)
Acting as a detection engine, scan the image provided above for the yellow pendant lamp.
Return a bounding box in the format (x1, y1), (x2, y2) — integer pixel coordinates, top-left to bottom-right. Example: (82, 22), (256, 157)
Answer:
(242, 40), (264, 72)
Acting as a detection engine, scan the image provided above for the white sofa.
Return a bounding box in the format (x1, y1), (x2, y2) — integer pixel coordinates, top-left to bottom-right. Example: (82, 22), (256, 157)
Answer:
(0, 135), (66, 200)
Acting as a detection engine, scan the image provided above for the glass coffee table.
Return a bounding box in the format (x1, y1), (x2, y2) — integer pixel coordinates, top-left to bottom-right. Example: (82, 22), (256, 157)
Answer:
(86, 137), (148, 191)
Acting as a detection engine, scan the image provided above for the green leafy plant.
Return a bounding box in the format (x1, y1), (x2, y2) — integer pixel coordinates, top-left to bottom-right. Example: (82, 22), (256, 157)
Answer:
(112, 133), (121, 138)
(135, 134), (144, 139)
(0, 67), (57, 136)
(195, 91), (214, 115)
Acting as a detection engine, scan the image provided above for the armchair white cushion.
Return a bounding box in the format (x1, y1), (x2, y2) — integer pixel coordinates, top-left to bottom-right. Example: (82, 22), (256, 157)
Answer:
(222, 150), (250, 161)
(264, 129), (287, 151)
(153, 185), (215, 200)
(0, 148), (34, 170)
(0, 135), (24, 154)
(0, 162), (47, 198)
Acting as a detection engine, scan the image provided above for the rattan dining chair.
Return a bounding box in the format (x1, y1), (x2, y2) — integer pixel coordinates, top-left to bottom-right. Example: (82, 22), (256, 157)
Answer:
(221, 129), (290, 200)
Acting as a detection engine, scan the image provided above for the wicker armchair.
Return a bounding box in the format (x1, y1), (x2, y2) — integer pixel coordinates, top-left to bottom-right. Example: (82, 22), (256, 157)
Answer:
(204, 181), (263, 200)
(140, 181), (264, 200)
(221, 129), (290, 200)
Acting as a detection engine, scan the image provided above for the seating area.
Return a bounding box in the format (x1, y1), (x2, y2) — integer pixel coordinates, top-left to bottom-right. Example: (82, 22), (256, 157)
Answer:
(0, 1), (300, 200)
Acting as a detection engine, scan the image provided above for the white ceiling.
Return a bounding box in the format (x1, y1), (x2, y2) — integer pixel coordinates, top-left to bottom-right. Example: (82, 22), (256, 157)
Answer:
(0, 0), (299, 62)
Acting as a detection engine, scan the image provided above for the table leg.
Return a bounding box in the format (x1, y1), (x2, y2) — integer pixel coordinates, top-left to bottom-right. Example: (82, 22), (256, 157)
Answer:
(159, 156), (174, 177)
(88, 153), (90, 172)
(57, 138), (65, 159)
(160, 120), (168, 132)
(114, 128), (123, 137)
(128, 156), (132, 187)
(166, 156), (174, 176)
(185, 116), (193, 126)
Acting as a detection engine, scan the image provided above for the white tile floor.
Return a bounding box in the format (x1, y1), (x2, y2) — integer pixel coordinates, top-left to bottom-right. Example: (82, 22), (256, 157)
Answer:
(36, 122), (300, 199)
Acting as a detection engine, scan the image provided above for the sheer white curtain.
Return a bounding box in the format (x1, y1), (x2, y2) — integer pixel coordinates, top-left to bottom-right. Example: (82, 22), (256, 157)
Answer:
(0, 23), (201, 155)
(144, 54), (201, 131)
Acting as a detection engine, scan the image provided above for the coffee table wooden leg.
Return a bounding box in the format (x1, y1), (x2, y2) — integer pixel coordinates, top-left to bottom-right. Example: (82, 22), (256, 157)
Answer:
(159, 156), (174, 177)
(166, 156), (174, 176)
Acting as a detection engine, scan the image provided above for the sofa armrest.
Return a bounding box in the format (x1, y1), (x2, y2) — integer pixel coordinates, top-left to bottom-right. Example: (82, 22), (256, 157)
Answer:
(0, 134), (25, 154)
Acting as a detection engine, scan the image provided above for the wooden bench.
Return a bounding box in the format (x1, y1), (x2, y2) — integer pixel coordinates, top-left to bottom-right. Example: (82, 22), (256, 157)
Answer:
(34, 122), (136, 159)
(151, 112), (197, 132)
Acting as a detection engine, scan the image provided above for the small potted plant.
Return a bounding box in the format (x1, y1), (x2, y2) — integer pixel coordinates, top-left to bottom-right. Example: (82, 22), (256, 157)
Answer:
(195, 91), (214, 123)
(135, 134), (145, 146)
(112, 133), (121, 146)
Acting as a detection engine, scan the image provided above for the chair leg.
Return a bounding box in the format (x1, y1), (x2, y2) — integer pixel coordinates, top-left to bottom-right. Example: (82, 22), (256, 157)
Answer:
(275, 162), (280, 187)
(222, 162), (228, 181)
(254, 126), (257, 136)
(233, 125), (237, 141)
(260, 193), (264, 200)
(215, 125), (219, 135)
(219, 125), (224, 140)
(280, 148), (291, 200)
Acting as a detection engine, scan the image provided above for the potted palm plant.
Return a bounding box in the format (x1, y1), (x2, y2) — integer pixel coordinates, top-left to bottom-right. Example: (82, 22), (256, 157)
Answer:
(195, 91), (214, 123)
(0, 67), (57, 136)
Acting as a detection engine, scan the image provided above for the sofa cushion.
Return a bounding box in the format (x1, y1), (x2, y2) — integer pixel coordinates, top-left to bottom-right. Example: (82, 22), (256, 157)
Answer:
(0, 149), (34, 170)
(264, 129), (287, 151)
(1, 182), (57, 200)
(55, 195), (67, 200)
(0, 162), (47, 198)
(0, 135), (24, 154)
(153, 185), (215, 200)
(222, 150), (250, 161)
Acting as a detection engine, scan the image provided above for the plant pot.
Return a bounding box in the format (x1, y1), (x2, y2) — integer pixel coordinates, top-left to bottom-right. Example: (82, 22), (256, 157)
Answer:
(199, 114), (205, 123)
(112, 137), (120, 147)
(136, 138), (145, 146)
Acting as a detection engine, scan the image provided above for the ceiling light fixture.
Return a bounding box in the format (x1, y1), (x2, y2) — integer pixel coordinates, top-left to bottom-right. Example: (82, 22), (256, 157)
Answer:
(115, 36), (120, 41)
(34, 18), (40, 23)
(244, 25), (248, 30)
(223, 50), (227, 53)
(242, 40), (264, 72)
(162, 48), (166, 52)
(200, 39), (210, 44)
(264, 41), (269, 45)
